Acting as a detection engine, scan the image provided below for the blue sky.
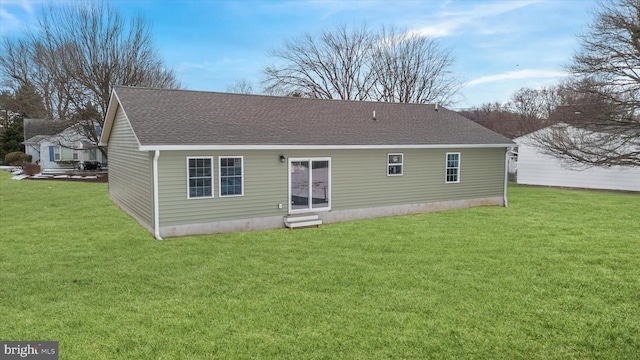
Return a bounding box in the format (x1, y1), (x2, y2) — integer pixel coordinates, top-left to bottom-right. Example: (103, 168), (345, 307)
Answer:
(0, 0), (597, 109)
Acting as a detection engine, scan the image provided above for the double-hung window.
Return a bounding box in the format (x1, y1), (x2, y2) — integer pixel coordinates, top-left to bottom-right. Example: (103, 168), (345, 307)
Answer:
(187, 157), (213, 198)
(219, 156), (244, 196)
(446, 152), (460, 183)
(52, 145), (77, 161)
(387, 153), (403, 176)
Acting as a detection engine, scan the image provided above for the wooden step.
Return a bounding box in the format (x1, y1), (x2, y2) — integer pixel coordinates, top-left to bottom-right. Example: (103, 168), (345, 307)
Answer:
(287, 220), (323, 229)
(284, 214), (322, 229)
(286, 214), (319, 222)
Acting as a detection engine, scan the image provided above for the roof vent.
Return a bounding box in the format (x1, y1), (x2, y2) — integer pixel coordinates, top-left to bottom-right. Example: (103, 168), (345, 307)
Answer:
(372, 110), (376, 121)
(435, 103), (439, 112)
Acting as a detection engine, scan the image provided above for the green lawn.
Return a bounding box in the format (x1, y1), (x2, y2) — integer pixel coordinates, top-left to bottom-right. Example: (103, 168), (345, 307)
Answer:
(1, 171), (639, 359)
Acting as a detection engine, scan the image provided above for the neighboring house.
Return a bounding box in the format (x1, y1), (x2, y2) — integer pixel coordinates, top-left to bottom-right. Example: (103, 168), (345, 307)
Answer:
(514, 125), (640, 192)
(22, 118), (57, 164)
(100, 86), (515, 239)
(24, 122), (104, 171)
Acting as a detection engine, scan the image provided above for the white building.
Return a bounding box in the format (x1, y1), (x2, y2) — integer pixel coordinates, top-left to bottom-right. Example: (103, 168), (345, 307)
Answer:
(23, 123), (104, 171)
(514, 125), (640, 192)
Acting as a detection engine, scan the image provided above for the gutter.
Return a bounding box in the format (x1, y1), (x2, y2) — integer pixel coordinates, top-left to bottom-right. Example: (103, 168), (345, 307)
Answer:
(153, 150), (163, 240)
(138, 143), (516, 152)
(503, 148), (509, 208)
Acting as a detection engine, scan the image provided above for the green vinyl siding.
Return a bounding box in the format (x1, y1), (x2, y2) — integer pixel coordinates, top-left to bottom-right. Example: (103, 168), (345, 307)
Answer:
(331, 148), (504, 210)
(157, 150), (287, 227)
(156, 148), (505, 227)
(107, 106), (153, 227)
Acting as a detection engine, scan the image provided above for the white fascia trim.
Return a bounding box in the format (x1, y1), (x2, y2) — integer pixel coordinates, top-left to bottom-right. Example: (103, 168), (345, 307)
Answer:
(99, 90), (144, 149)
(98, 90), (120, 146)
(138, 143), (514, 151)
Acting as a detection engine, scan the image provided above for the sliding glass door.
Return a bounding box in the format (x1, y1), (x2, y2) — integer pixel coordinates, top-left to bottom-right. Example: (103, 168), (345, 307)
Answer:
(289, 158), (331, 213)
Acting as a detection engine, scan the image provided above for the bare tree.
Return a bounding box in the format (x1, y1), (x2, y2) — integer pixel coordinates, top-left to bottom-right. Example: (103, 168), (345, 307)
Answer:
(531, 0), (640, 167)
(263, 24), (376, 100)
(507, 86), (564, 136)
(458, 102), (521, 138)
(226, 78), (255, 94)
(262, 24), (463, 105)
(510, 87), (558, 122)
(370, 27), (463, 105)
(1, 36), (72, 121)
(459, 85), (564, 139)
(532, 79), (639, 167)
(0, 1), (180, 157)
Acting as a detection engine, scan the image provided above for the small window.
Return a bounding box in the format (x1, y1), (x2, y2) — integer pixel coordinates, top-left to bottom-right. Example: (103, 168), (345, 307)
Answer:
(387, 153), (403, 176)
(54, 147), (61, 161)
(446, 152), (460, 183)
(187, 157), (213, 199)
(219, 156), (244, 197)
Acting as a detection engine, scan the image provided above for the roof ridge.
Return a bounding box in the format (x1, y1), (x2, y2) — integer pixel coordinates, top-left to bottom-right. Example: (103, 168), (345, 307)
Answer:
(113, 85), (441, 109)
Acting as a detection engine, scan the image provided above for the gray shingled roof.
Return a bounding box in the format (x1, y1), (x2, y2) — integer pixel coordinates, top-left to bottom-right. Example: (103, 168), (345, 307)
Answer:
(23, 134), (50, 145)
(23, 118), (59, 141)
(113, 86), (514, 147)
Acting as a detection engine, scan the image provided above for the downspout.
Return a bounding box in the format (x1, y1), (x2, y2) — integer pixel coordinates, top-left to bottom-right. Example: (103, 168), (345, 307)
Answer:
(503, 148), (509, 208)
(153, 150), (163, 240)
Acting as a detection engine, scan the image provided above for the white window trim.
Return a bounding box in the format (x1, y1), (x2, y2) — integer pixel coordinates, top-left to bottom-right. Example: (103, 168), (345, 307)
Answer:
(387, 153), (404, 176)
(218, 156), (244, 197)
(186, 156), (214, 199)
(445, 152), (461, 183)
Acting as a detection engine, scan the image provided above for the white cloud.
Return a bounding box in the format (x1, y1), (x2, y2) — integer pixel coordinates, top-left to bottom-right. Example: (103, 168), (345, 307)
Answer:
(1, 0), (35, 14)
(407, 24), (456, 38)
(176, 58), (246, 73)
(406, 0), (542, 38)
(466, 69), (568, 87)
(175, 61), (216, 72)
(0, 0), (41, 34)
(0, 8), (19, 23)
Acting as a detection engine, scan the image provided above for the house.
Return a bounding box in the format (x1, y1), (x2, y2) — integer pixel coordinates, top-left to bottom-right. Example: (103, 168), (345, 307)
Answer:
(514, 125), (640, 192)
(23, 122), (104, 171)
(99, 86), (515, 239)
(22, 118), (57, 164)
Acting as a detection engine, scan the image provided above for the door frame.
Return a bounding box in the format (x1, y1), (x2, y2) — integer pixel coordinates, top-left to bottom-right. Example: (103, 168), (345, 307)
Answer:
(288, 157), (331, 214)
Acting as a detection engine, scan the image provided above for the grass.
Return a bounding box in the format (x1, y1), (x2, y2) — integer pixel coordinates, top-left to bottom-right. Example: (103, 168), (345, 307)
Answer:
(0, 171), (639, 359)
